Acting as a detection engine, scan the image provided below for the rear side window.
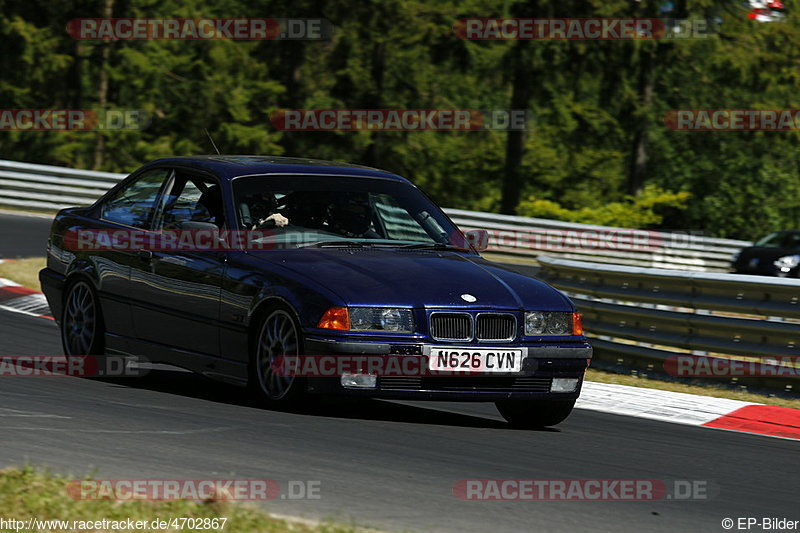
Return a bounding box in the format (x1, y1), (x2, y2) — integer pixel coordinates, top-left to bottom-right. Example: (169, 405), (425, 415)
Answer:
(101, 169), (170, 228)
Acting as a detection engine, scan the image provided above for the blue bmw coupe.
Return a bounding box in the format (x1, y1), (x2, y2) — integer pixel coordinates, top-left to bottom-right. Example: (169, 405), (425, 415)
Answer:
(40, 156), (592, 427)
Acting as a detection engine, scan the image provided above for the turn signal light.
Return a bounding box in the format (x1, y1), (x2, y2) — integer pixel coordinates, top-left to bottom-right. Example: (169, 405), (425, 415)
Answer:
(572, 313), (584, 336)
(318, 307), (350, 330)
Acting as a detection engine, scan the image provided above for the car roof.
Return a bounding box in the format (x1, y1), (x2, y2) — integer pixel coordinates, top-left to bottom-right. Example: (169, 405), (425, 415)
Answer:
(143, 155), (410, 183)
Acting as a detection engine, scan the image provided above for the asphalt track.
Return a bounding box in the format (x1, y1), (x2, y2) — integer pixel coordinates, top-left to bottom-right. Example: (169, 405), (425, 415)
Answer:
(0, 212), (797, 532)
(0, 211), (52, 258)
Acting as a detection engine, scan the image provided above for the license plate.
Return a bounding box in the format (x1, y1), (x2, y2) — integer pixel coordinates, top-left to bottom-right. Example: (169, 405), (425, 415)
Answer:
(428, 347), (524, 373)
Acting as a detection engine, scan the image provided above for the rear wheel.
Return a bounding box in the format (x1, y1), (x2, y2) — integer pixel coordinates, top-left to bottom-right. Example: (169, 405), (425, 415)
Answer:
(248, 306), (306, 406)
(495, 399), (576, 428)
(61, 280), (104, 356)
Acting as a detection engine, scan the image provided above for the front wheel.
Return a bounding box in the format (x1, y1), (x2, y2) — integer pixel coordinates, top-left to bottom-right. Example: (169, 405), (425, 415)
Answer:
(248, 306), (306, 406)
(495, 399), (576, 428)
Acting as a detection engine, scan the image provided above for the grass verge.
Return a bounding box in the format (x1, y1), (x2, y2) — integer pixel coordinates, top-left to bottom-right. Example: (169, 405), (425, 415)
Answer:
(587, 368), (800, 409)
(0, 257), (46, 290)
(0, 207), (57, 218)
(0, 467), (369, 533)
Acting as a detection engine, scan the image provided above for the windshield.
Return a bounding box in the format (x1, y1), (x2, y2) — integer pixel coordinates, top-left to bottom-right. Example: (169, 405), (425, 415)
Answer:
(232, 175), (468, 249)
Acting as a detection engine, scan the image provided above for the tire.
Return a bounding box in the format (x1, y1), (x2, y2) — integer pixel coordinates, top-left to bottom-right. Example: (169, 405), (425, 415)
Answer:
(248, 305), (306, 406)
(60, 279), (105, 356)
(495, 399), (576, 428)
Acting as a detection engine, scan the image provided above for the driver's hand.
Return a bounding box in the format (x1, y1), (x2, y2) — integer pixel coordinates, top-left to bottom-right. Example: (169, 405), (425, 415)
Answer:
(257, 213), (289, 228)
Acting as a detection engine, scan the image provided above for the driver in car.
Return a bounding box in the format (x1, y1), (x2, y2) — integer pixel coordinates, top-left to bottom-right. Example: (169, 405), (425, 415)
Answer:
(327, 192), (378, 238)
(246, 193), (289, 230)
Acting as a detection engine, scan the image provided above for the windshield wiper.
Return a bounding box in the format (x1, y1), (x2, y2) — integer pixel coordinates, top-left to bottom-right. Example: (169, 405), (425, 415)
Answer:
(299, 240), (370, 249)
(301, 240), (468, 251)
(398, 242), (467, 251)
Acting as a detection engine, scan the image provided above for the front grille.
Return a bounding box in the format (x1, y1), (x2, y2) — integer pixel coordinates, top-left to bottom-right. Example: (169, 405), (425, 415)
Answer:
(510, 377), (553, 392)
(476, 313), (516, 341)
(422, 376), (551, 392)
(430, 312), (473, 341)
(379, 377), (422, 390)
(379, 376), (552, 392)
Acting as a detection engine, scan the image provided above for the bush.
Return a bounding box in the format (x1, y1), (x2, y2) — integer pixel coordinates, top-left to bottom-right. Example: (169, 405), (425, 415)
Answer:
(517, 185), (691, 228)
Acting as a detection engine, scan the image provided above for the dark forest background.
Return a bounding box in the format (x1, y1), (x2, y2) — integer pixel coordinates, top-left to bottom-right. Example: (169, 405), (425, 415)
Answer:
(1, 0), (799, 238)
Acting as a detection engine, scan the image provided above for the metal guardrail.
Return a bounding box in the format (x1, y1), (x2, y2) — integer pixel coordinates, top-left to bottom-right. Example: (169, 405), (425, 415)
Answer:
(0, 158), (751, 271)
(538, 255), (800, 390)
(0, 159), (125, 211)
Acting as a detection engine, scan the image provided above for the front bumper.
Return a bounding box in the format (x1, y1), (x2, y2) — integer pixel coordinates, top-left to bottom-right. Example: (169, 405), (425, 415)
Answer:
(303, 337), (592, 400)
(732, 261), (800, 278)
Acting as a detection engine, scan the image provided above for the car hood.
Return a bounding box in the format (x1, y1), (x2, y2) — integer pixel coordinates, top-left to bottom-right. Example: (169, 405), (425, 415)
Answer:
(247, 248), (573, 310)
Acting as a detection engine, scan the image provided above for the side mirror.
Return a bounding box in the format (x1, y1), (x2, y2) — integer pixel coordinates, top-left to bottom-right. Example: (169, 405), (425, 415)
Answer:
(464, 229), (490, 251)
(162, 220), (226, 251)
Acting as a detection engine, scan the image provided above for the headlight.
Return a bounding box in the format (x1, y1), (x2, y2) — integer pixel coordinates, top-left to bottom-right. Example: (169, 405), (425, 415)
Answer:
(525, 311), (576, 335)
(525, 312), (547, 334)
(349, 307), (415, 333)
(773, 255), (800, 272)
